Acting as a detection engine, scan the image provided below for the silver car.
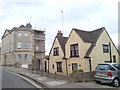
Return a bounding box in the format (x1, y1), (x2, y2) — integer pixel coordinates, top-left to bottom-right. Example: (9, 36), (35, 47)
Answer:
(94, 63), (120, 87)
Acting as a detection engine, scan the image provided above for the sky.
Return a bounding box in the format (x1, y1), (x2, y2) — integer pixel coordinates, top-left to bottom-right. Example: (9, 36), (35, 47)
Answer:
(0, 0), (119, 55)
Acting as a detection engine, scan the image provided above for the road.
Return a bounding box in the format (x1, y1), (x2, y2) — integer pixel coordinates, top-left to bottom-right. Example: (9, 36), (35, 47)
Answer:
(2, 67), (39, 89)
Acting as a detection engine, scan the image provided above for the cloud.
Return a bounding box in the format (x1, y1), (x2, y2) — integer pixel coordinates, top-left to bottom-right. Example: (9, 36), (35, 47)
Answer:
(0, 0), (119, 54)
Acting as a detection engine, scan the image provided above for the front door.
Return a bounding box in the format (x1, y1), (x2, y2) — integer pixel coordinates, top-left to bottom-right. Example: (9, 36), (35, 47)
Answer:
(45, 61), (47, 72)
(72, 63), (78, 71)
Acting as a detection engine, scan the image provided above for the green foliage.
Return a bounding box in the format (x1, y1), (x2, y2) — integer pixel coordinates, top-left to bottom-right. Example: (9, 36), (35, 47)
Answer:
(78, 69), (84, 72)
(72, 69), (84, 73)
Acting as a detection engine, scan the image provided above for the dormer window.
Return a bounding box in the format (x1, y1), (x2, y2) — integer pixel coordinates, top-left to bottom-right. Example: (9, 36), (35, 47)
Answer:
(53, 47), (59, 56)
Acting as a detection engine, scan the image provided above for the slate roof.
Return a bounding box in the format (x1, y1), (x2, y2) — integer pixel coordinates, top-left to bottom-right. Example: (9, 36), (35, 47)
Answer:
(49, 27), (105, 58)
(73, 27), (104, 57)
(57, 36), (68, 55)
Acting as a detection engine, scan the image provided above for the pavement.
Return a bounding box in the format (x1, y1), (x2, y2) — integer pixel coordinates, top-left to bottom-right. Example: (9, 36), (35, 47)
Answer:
(2, 66), (120, 89)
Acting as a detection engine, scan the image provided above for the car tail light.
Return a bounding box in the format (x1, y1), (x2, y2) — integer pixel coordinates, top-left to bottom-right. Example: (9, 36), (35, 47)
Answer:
(107, 72), (112, 77)
(94, 71), (96, 75)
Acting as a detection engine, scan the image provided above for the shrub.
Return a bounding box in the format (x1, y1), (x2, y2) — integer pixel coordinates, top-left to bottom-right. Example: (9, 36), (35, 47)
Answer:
(72, 69), (84, 73)
(78, 69), (84, 72)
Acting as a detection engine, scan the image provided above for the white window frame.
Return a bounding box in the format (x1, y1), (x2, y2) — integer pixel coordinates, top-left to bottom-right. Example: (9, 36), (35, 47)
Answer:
(18, 41), (22, 49)
(18, 32), (22, 36)
(24, 33), (28, 36)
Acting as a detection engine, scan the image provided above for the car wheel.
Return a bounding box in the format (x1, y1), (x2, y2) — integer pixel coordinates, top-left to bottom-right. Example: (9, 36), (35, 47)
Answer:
(112, 78), (119, 87)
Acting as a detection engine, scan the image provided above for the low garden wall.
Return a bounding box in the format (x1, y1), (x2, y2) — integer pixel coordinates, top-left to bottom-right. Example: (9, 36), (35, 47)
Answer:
(69, 71), (95, 82)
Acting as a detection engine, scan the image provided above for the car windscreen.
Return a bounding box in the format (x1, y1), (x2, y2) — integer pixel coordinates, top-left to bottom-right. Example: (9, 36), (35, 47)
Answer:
(113, 64), (120, 70)
(96, 64), (111, 70)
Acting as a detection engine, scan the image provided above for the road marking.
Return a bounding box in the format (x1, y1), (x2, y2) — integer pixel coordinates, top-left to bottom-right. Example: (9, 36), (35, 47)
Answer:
(8, 71), (44, 90)
(46, 80), (67, 86)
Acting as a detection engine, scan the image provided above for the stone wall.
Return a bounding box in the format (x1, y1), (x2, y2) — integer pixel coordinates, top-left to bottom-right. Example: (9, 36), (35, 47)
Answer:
(31, 70), (94, 82)
(69, 71), (95, 82)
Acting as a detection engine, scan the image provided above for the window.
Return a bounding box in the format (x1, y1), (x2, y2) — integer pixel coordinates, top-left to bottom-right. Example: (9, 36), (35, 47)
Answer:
(70, 44), (79, 57)
(56, 62), (62, 72)
(24, 33), (28, 36)
(72, 63), (78, 71)
(113, 55), (116, 63)
(36, 46), (39, 50)
(24, 54), (28, 60)
(18, 41), (22, 49)
(96, 64), (111, 70)
(30, 54), (32, 62)
(29, 42), (32, 49)
(103, 45), (109, 53)
(24, 41), (29, 49)
(113, 64), (120, 70)
(53, 47), (59, 56)
(18, 33), (22, 36)
(17, 54), (21, 61)
(52, 65), (54, 69)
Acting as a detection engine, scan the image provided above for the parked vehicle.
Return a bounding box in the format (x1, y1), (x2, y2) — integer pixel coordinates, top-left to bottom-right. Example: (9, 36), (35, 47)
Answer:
(94, 63), (120, 87)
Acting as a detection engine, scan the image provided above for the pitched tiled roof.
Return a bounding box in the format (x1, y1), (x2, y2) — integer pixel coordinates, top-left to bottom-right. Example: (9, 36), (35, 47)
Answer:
(57, 36), (68, 55)
(73, 27), (104, 57)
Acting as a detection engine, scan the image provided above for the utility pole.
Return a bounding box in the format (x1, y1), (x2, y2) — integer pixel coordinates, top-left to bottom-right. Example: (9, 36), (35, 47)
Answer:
(60, 10), (64, 34)
(30, 16), (32, 23)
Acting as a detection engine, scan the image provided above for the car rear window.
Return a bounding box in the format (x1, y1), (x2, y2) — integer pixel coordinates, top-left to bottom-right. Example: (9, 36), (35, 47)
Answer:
(96, 64), (111, 70)
(113, 64), (120, 70)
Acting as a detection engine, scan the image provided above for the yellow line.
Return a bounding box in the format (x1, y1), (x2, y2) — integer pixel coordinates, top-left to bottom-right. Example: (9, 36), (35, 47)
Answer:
(8, 71), (44, 90)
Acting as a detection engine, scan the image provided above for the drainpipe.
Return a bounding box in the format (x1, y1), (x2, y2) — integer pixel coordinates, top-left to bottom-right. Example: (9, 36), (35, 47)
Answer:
(109, 42), (112, 63)
(48, 59), (49, 73)
(65, 58), (68, 76)
(88, 57), (92, 71)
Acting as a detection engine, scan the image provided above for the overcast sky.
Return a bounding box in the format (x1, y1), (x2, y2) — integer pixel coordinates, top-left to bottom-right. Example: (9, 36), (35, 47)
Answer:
(0, 0), (119, 55)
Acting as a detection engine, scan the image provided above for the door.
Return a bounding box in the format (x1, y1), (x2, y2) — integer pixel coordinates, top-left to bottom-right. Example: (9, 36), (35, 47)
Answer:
(45, 61), (47, 72)
(72, 63), (78, 71)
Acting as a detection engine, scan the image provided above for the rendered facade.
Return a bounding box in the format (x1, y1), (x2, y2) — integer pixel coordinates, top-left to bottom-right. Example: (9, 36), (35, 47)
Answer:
(49, 27), (120, 76)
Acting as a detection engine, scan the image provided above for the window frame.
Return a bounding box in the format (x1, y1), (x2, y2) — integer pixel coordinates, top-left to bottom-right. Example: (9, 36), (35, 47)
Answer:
(24, 54), (28, 60)
(56, 62), (62, 72)
(103, 44), (109, 53)
(24, 33), (28, 36)
(72, 63), (78, 71)
(18, 32), (22, 36)
(113, 55), (116, 63)
(53, 47), (59, 56)
(17, 54), (21, 61)
(70, 44), (79, 57)
(24, 41), (29, 49)
(17, 41), (22, 49)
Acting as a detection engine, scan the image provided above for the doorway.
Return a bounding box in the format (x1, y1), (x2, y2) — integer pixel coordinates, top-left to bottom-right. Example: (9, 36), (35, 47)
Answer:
(45, 61), (47, 72)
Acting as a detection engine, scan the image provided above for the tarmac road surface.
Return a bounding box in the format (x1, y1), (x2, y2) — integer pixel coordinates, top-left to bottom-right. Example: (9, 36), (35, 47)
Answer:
(2, 68), (39, 89)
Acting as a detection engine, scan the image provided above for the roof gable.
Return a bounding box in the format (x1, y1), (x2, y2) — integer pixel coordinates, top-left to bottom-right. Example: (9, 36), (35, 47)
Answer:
(49, 36), (68, 56)
(73, 27), (104, 57)
(57, 36), (68, 55)
(2, 30), (10, 39)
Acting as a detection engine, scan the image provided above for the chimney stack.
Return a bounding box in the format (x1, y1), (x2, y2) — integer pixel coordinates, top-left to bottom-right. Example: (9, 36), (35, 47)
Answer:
(57, 30), (63, 37)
